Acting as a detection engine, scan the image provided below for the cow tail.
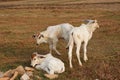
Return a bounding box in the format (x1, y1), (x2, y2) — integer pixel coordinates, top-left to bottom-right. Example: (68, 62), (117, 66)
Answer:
(66, 32), (74, 49)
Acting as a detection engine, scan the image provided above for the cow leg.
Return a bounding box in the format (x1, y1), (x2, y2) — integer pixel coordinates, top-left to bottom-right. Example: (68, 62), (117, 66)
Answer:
(53, 43), (61, 55)
(83, 41), (88, 62)
(52, 39), (61, 55)
(49, 70), (54, 75)
(68, 42), (74, 68)
(76, 42), (82, 66)
(74, 34), (82, 66)
(45, 67), (54, 74)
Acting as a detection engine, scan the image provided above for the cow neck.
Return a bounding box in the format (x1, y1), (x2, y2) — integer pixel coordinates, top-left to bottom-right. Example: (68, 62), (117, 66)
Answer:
(42, 31), (50, 42)
(86, 24), (95, 34)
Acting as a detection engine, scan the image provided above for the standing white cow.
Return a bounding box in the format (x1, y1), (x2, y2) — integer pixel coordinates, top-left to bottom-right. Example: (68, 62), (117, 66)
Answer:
(31, 52), (65, 74)
(66, 20), (99, 68)
(33, 23), (74, 55)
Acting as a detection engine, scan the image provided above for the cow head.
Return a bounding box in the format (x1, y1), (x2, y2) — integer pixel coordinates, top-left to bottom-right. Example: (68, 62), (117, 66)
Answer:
(32, 32), (47, 45)
(91, 20), (99, 29)
(31, 52), (46, 67)
(84, 19), (99, 31)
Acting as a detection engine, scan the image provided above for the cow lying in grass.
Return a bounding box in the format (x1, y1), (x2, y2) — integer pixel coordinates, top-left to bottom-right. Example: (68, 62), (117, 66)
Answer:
(66, 20), (99, 68)
(31, 52), (65, 74)
(33, 23), (74, 55)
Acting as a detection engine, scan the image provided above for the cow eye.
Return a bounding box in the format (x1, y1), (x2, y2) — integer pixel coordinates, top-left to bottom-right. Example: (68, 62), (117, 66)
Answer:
(38, 56), (45, 58)
(38, 36), (41, 39)
(41, 35), (44, 38)
(40, 56), (45, 58)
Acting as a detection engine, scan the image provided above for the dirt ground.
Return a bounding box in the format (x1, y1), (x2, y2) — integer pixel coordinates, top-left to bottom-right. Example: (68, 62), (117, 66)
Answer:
(0, 0), (120, 80)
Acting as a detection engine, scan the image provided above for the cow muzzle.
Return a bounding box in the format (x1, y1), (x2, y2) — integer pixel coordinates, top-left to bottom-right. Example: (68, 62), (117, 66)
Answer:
(33, 64), (39, 68)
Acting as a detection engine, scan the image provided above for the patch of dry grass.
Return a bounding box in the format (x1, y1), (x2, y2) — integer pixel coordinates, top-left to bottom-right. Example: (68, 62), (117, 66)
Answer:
(0, 0), (120, 80)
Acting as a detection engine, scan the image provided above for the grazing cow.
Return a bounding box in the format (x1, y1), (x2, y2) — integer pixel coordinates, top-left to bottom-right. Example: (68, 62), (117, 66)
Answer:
(33, 23), (74, 55)
(31, 52), (65, 74)
(66, 20), (99, 68)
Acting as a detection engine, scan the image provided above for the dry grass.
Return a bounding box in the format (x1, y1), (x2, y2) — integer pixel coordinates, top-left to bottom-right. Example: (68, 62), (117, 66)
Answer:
(0, 0), (120, 80)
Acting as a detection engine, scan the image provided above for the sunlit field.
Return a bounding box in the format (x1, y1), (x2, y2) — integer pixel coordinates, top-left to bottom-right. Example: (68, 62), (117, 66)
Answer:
(0, 0), (120, 80)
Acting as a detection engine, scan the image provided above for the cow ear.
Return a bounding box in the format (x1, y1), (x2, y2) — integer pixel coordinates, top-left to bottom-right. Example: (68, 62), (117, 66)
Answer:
(31, 53), (37, 59)
(31, 52), (38, 59)
(92, 20), (97, 23)
(83, 20), (89, 24)
(91, 20), (95, 23)
(39, 34), (44, 39)
(32, 34), (36, 38)
(41, 34), (44, 38)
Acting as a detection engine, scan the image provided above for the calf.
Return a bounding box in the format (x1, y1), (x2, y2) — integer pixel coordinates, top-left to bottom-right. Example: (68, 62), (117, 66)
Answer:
(31, 52), (65, 74)
(33, 23), (74, 55)
(66, 20), (99, 68)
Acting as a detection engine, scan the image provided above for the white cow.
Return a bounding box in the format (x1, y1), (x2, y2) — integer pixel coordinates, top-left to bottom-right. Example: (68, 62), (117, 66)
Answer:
(66, 20), (99, 68)
(33, 23), (74, 55)
(31, 52), (65, 74)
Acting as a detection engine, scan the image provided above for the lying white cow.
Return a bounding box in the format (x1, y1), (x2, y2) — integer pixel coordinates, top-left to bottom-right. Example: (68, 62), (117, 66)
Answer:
(33, 23), (74, 55)
(66, 20), (99, 68)
(31, 52), (65, 74)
